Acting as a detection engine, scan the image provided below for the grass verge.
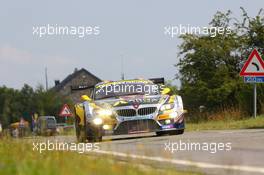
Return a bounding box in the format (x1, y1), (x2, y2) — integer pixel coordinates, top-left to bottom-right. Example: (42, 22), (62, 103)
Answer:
(0, 138), (201, 175)
(187, 115), (264, 131)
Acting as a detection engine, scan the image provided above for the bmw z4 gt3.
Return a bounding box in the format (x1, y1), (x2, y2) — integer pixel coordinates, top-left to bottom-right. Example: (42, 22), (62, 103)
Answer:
(74, 79), (186, 142)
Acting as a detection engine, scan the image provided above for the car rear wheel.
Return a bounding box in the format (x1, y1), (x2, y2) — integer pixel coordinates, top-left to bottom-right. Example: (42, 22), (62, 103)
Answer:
(78, 126), (87, 142)
(75, 116), (87, 142)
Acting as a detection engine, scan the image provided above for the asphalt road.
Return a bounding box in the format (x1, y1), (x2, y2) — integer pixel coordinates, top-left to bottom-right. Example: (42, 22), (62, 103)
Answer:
(41, 129), (264, 175)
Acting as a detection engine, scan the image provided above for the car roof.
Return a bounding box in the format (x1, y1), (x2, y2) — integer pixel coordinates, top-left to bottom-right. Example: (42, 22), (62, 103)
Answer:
(95, 79), (153, 88)
(39, 116), (56, 119)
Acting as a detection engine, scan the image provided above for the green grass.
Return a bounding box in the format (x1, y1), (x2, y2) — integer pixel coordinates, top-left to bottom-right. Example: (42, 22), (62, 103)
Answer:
(4, 116), (263, 175)
(0, 138), (201, 175)
(187, 115), (264, 131)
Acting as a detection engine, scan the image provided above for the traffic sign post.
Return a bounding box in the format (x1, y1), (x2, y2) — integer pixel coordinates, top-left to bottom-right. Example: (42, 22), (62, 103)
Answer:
(244, 76), (264, 83)
(59, 104), (73, 123)
(254, 83), (257, 118)
(240, 48), (264, 118)
(59, 104), (73, 117)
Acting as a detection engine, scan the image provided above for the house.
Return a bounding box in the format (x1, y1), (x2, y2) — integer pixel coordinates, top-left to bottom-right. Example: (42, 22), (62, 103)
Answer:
(53, 68), (101, 103)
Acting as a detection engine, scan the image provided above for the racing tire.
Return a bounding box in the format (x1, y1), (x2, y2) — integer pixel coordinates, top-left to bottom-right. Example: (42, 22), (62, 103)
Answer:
(86, 125), (103, 142)
(169, 129), (184, 135)
(75, 116), (80, 139)
(78, 126), (87, 142)
(156, 131), (165, 136)
(75, 116), (87, 142)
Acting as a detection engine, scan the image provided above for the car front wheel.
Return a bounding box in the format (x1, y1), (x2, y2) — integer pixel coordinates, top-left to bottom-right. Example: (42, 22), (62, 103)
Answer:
(86, 125), (103, 142)
(169, 129), (184, 135)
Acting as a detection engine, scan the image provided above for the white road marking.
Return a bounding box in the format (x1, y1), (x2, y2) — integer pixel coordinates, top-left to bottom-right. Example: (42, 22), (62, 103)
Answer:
(92, 150), (264, 174)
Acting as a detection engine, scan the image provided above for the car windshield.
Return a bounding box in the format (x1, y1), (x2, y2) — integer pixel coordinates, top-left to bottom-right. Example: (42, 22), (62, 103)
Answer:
(46, 118), (56, 128)
(94, 81), (161, 100)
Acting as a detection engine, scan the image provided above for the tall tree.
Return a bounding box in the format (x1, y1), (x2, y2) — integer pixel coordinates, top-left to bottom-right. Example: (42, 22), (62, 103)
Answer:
(177, 8), (264, 118)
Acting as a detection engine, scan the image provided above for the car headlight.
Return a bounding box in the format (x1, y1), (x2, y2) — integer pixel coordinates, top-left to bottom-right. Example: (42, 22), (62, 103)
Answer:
(169, 111), (178, 118)
(94, 109), (113, 117)
(160, 103), (174, 111)
(93, 118), (103, 125)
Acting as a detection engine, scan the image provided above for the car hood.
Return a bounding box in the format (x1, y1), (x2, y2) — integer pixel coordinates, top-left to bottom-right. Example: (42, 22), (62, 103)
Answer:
(94, 94), (168, 108)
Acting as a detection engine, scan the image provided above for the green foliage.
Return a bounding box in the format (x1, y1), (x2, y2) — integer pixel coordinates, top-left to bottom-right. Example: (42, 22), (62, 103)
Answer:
(165, 80), (179, 94)
(0, 84), (72, 128)
(187, 115), (264, 131)
(176, 8), (264, 119)
(0, 139), (201, 175)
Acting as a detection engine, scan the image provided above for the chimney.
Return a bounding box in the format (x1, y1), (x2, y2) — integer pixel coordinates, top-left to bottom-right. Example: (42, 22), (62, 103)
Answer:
(55, 80), (60, 86)
(74, 68), (78, 73)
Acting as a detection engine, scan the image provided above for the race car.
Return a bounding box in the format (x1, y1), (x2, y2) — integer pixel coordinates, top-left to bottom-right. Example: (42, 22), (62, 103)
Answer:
(74, 78), (186, 142)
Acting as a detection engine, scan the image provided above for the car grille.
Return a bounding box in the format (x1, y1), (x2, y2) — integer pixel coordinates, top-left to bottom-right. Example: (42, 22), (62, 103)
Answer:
(138, 107), (157, 115)
(114, 119), (160, 135)
(116, 109), (136, 117)
(116, 107), (157, 117)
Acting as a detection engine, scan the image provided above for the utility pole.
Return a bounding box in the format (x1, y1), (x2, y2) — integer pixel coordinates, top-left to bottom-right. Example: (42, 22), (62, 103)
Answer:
(45, 67), (48, 91)
(121, 54), (125, 80)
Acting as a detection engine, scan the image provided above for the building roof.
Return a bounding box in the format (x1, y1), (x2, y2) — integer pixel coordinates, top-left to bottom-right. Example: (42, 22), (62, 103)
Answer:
(53, 68), (101, 91)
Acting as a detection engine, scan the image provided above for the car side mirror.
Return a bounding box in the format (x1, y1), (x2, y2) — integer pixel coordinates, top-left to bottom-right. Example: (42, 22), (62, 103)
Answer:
(161, 87), (171, 95)
(81, 95), (92, 102)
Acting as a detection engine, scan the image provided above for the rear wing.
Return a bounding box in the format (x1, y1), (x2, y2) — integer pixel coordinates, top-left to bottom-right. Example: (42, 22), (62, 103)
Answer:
(70, 85), (95, 98)
(149, 78), (165, 85)
(70, 85), (94, 91)
(70, 78), (164, 91)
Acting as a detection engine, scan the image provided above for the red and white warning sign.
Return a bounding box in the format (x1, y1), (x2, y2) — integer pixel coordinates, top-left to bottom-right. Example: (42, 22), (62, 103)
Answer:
(240, 49), (264, 76)
(59, 104), (73, 117)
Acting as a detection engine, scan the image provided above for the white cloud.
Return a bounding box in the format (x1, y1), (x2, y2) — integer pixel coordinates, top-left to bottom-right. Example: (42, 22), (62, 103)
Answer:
(0, 45), (76, 89)
(0, 45), (33, 64)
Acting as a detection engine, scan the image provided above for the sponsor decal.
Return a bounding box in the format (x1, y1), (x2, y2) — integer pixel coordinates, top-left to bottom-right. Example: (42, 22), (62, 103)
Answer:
(162, 124), (174, 129)
(132, 102), (140, 109)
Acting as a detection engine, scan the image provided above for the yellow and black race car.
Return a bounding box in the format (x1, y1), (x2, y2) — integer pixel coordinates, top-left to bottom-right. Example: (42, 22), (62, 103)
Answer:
(74, 78), (186, 142)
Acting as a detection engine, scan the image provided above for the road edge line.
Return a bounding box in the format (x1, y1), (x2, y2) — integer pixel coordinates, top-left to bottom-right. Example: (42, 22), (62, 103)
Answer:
(92, 150), (264, 174)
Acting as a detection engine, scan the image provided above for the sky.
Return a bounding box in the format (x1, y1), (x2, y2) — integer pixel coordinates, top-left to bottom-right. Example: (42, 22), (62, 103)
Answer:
(0, 0), (263, 89)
